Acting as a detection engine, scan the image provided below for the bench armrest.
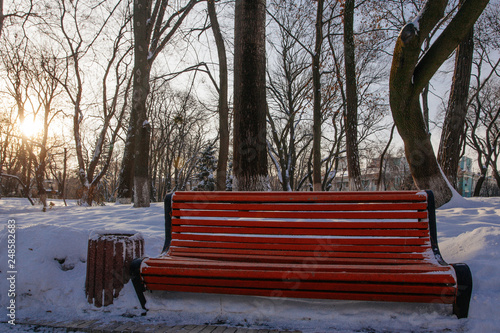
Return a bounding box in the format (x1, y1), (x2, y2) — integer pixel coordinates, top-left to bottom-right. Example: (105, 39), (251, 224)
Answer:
(163, 193), (174, 253)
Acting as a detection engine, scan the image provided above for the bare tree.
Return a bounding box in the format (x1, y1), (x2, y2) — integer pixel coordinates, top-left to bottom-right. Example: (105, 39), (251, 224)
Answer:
(376, 124), (397, 191)
(438, 0), (475, 189)
(0, 102), (34, 204)
(343, 0), (362, 191)
(1, 36), (32, 200)
(48, 0), (133, 205)
(0, 0), (4, 38)
(268, 0), (347, 192)
(467, 77), (500, 195)
(30, 52), (65, 211)
(233, 0), (269, 191)
(309, 0), (324, 191)
(207, 0), (230, 191)
(267, 0), (312, 191)
(389, 0), (489, 207)
(0, 33), (67, 210)
(148, 81), (211, 198)
(48, 147), (69, 206)
(118, 0), (202, 206)
(0, 0), (35, 39)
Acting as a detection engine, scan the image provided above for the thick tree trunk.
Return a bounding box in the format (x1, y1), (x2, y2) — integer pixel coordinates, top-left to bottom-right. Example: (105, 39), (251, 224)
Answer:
(233, 0), (268, 191)
(132, 0), (152, 207)
(438, 16), (474, 188)
(118, 1), (198, 202)
(343, 0), (362, 191)
(393, 93), (452, 206)
(312, 0), (323, 191)
(133, 119), (151, 207)
(389, 14), (452, 207)
(208, 0), (229, 191)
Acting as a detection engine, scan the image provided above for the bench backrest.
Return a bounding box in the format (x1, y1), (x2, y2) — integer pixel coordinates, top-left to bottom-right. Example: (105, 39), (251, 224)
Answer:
(163, 191), (438, 263)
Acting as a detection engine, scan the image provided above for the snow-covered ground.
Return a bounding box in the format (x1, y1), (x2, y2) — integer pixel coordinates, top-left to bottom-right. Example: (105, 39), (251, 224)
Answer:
(0, 195), (499, 333)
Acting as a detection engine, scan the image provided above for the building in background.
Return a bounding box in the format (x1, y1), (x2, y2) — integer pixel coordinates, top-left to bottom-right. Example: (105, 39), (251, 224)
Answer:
(457, 156), (476, 197)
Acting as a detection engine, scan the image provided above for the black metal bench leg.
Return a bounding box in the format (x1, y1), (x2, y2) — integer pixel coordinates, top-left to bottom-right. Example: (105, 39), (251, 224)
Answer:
(452, 263), (473, 319)
(130, 257), (148, 314)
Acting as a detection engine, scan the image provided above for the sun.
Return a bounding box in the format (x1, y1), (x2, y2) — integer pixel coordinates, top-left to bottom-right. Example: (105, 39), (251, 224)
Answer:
(20, 119), (44, 138)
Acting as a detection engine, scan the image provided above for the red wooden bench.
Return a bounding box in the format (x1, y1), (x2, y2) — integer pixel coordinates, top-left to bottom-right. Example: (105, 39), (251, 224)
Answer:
(131, 190), (472, 318)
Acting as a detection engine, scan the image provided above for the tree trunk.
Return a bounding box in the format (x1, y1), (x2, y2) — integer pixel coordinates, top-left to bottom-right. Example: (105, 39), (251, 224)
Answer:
(35, 150), (48, 211)
(438, 11), (474, 188)
(421, 38), (431, 132)
(377, 124), (396, 191)
(391, 92), (452, 206)
(343, 0), (362, 191)
(312, 0), (323, 191)
(0, 0), (4, 39)
(120, 0), (198, 204)
(132, 0), (152, 207)
(116, 112), (136, 204)
(208, 0), (229, 191)
(61, 148), (68, 206)
(473, 164), (487, 197)
(36, 103), (53, 212)
(15, 93), (32, 203)
(233, 0), (268, 191)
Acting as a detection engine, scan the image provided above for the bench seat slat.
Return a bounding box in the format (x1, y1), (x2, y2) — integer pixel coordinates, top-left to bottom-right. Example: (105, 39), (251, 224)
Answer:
(171, 243), (429, 254)
(172, 219), (430, 229)
(165, 252), (430, 265)
(142, 283), (455, 304)
(172, 202), (429, 212)
(170, 246), (431, 260)
(172, 225), (430, 237)
(172, 209), (428, 220)
(169, 247), (430, 260)
(143, 258), (451, 274)
(169, 252), (429, 261)
(144, 276), (456, 297)
(171, 235), (430, 253)
(171, 237), (428, 247)
(142, 266), (455, 284)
